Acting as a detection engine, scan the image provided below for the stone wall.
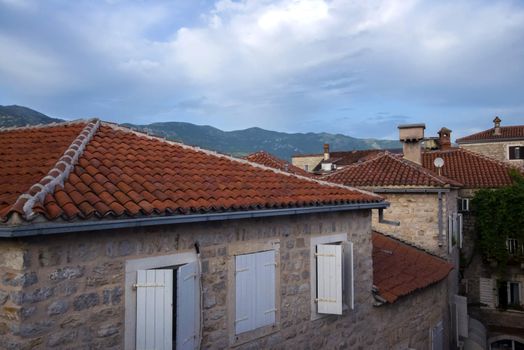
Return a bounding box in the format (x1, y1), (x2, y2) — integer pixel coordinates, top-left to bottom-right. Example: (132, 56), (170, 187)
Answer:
(460, 141), (524, 166)
(0, 210), (450, 349)
(290, 155), (322, 173)
(371, 190), (458, 257)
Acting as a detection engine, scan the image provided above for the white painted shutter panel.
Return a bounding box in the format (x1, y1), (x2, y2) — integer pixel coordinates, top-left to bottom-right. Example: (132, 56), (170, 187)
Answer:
(177, 261), (200, 350)
(136, 269), (173, 350)
(255, 250), (276, 328)
(342, 241), (354, 310)
(431, 321), (444, 350)
(235, 253), (256, 334)
(316, 244), (343, 315)
(479, 277), (495, 308)
(458, 214), (463, 249)
(454, 294), (468, 339)
(448, 215), (454, 253)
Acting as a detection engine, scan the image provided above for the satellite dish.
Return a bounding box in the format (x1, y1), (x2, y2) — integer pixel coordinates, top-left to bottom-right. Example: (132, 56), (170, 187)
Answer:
(433, 157), (444, 168)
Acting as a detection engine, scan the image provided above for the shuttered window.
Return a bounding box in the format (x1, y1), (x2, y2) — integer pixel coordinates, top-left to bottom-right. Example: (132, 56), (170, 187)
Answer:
(235, 250), (276, 335)
(509, 146), (523, 160)
(479, 277), (496, 308)
(458, 214), (463, 249)
(136, 269), (174, 350)
(454, 294), (469, 341)
(431, 321), (444, 350)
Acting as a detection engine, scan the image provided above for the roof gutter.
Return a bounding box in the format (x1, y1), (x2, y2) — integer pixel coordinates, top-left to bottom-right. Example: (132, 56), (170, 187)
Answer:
(0, 202), (388, 238)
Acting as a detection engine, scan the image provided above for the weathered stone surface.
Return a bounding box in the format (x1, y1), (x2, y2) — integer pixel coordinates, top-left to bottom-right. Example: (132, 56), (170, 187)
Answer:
(97, 323), (119, 338)
(2, 272), (37, 287)
(0, 290), (8, 305)
(47, 330), (77, 347)
(47, 300), (69, 316)
(73, 293), (99, 311)
(49, 266), (84, 281)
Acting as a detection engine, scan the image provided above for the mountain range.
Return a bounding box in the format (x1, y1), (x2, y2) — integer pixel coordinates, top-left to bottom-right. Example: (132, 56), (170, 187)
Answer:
(0, 105), (400, 160)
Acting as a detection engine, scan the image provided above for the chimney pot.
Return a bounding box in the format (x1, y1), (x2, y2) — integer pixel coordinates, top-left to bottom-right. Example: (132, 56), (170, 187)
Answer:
(323, 143), (330, 161)
(493, 116), (502, 135)
(437, 127), (452, 151)
(398, 123), (425, 165)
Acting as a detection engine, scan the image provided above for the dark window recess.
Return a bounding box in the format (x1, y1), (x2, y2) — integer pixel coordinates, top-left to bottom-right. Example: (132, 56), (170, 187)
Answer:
(498, 282), (508, 308)
(509, 146), (523, 160)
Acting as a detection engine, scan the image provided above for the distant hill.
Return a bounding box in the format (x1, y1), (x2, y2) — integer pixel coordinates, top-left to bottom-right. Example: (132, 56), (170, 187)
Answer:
(123, 122), (400, 160)
(0, 105), (64, 127)
(0, 105), (400, 160)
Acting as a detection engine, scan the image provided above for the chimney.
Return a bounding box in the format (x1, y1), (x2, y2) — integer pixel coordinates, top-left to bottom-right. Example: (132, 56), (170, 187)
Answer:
(323, 143), (330, 161)
(493, 116), (501, 135)
(398, 123), (425, 165)
(438, 127), (452, 151)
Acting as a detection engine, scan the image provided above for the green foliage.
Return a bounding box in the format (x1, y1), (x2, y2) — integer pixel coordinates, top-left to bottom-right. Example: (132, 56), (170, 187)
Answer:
(472, 172), (524, 269)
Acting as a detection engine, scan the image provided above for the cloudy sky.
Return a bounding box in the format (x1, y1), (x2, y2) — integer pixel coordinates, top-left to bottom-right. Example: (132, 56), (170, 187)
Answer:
(1, 0), (523, 140)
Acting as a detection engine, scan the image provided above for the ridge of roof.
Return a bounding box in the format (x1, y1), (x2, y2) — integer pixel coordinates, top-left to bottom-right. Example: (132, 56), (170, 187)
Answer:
(105, 122), (384, 202)
(244, 150), (312, 177)
(372, 230), (443, 259)
(8, 119), (100, 222)
(456, 125), (524, 143)
(0, 119), (89, 133)
(426, 147), (520, 171)
(323, 151), (461, 187)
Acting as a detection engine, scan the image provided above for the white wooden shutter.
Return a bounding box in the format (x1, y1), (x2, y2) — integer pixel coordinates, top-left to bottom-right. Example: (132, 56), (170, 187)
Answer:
(316, 244), (343, 315)
(458, 214), (463, 249)
(255, 250), (276, 328)
(136, 269), (173, 350)
(235, 251), (276, 334)
(479, 277), (495, 308)
(454, 294), (468, 339)
(448, 215), (454, 253)
(431, 321), (444, 350)
(177, 261), (200, 350)
(342, 241), (354, 310)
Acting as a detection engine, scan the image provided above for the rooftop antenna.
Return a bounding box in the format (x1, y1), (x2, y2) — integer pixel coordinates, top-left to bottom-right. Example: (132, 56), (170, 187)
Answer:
(433, 157), (444, 176)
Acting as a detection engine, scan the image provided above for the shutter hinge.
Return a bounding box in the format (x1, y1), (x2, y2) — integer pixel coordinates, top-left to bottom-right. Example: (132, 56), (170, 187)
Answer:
(315, 298), (337, 303)
(314, 253), (336, 257)
(264, 308), (277, 314)
(264, 262), (277, 267)
(184, 273), (197, 281)
(235, 267), (249, 274)
(132, 283), (165, 290)
(235, 316), (248, 323)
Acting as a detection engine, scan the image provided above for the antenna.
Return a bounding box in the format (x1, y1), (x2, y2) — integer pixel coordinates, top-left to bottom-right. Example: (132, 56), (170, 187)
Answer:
(433, 157), (444, 176)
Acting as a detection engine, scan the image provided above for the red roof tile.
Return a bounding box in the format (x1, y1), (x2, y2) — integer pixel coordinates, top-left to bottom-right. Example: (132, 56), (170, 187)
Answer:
(422, 148), (517, 188)
(322, 152), (462, 188)
(245, 151), (312, 177)
(372, 231), (453, 303)
(0, 121), (383, 223)
(456, 125), (524, 143)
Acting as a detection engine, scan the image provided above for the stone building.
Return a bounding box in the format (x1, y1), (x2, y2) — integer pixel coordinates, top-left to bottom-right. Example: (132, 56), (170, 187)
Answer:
(456, 117), (524, 167)
(0, 120), (455, 349)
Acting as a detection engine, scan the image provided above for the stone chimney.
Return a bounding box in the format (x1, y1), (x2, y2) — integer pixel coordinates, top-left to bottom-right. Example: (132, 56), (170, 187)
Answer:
(493, 116), (502, 135)
(438, 127), (452, 151)
(398, 124), (425, 165)
(323, 143), (330, 161)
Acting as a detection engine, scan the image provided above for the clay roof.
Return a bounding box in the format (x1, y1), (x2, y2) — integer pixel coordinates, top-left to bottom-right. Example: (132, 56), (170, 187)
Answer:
(294, 149), (402, 167)
(372, 231), (453, 303)
(321, 152), (462, 188)
(422, 148), (517, 188)
(244, 151), (311, 177)
(0, 120), (383, 223)
(456, 125), (524, 143)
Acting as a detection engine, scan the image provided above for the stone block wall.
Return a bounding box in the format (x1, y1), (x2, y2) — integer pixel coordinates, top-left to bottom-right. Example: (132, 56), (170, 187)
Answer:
(0, 210), (450, 349)
(460, 141), (524, 166)
(290, 155), (322, 173)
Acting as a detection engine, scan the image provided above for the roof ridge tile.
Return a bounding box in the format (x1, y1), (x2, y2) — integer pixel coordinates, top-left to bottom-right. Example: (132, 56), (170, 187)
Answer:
(0, 118), (94, 133)
(9, 119), (100, 221)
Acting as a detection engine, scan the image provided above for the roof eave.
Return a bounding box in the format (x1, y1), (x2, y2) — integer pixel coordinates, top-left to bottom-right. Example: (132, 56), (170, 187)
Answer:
(0, 201), (388, 238)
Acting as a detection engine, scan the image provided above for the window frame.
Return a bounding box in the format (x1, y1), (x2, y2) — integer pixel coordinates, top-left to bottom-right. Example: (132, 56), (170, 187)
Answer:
(226, 239), (281, 346)
(124, 251), (198, 350)
(310, 233), (352, 320)
(508, 145), (524, 160)
(458, 198), (470, 212)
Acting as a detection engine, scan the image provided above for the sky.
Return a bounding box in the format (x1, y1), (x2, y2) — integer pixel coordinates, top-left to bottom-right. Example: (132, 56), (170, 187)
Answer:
(1, 0), (523, 140)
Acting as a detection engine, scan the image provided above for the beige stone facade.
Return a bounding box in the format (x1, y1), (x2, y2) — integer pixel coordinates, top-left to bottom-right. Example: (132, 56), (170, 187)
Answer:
(460, 141), (524, 167)
(0, 210), (451, 349)
(290, 155), (322, 173)
(371, 189), (459, 257)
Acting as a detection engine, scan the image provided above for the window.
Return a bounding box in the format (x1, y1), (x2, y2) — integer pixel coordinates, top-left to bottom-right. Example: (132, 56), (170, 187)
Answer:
(509, 146), (524, 160)
(451, 295), (468, 344)
(227, 239), (280, 346)
(304, 164), (309, 171)
(234, 250), (276, 334)
(506, 238), (522, 256)
(491, 338), (524, 350)
(448, 213), (462, 252)
(457, 198), (470, 212)
(124, 252), (201, 350)
(498, 281), (522, 308)
(310, 233), (354, 319)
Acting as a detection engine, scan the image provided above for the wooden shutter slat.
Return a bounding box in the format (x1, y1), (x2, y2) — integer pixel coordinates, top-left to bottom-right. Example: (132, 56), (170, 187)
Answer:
(479, 277), (495, 308)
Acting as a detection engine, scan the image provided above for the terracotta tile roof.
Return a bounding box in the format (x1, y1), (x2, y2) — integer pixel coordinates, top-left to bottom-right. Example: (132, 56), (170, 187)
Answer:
(0, 120), (384, 223)
(0, 121), (89, 220)
(422, 148), (518, 188)
(321, 152), (462, 188)
(244, 151), (312, 177)
(372, 231), (453, 303)
(456, 125), (524, 143)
